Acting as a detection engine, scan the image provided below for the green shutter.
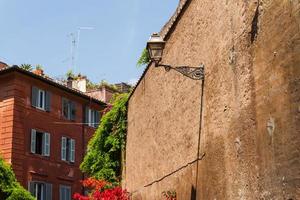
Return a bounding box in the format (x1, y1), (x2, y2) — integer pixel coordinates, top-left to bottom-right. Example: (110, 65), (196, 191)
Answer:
(94, 111), (100, 128)
(71, 102), (76, 121)
(43, 132), (50, 157)
(45, 91), (51, 112)
(31, 86), (39, 107)
(66, 187), (71, 200)
(84, 106), (89, 124)
(45, 183), (52, 200)
(62, 98), (68, 118)
(28, 181), (35, 196)
(70, 139), (75, 163)
(61, 137), (67, 161)
(31, 129), (36, 153)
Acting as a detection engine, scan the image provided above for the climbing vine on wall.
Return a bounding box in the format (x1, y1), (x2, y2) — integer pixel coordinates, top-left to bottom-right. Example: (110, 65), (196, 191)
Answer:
(80, 94), (129, 183)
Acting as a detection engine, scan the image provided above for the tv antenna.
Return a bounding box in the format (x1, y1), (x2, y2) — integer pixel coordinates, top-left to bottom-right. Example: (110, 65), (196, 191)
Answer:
(68, 26), (95, 72)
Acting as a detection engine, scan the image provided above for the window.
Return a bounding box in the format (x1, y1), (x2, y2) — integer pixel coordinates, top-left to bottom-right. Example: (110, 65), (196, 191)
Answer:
(32, 86), (51, 111)
(85, 107), (100, 128)
(60, 185), (71, 200)
(28, 181), (52, 200)
(61, 137), (75, 163)
(31, 129), (50, 157)
(62, 98), (76, 120)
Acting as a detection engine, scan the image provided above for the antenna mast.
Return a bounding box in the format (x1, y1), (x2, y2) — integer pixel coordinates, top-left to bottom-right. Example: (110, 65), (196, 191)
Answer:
(70, 33), (76, 70)
(68, 26), (94, 72)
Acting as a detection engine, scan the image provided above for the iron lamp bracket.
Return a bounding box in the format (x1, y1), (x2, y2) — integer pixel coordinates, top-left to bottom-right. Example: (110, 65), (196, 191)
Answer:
(155, 63), (205, 80)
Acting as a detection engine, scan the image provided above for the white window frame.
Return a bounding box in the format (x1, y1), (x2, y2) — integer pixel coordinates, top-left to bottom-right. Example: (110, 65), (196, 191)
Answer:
(62, 98), (76, 120)
(31, 129), (50, 157)
(37, 89), (46, 110)
(61, 136), (75, 163)
(86, 108), (99, 128)
(29, 181), (52, 200)
(35, 182), (45, 200)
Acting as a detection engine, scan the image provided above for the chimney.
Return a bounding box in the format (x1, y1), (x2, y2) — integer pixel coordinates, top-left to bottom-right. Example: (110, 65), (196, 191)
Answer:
(67, 75), (87, 92)
(0, 61), (8, 69)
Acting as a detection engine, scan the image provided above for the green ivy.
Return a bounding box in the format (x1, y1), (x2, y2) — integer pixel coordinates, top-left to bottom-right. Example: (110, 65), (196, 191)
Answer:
(80, 94), (129, 183)
(0, 157), (34, 200)
(136, 48), (150, 67)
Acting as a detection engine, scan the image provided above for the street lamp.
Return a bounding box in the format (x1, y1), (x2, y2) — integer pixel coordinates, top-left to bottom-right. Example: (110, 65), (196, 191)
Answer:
(147, 33), (206, 199)
(146, 33), (165, 66)
(147, 33), (204, 80)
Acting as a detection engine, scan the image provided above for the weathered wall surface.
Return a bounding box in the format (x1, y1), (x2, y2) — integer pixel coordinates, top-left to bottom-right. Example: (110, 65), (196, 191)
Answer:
(0, 75), (15, 164)
(126, 0), (300, 199)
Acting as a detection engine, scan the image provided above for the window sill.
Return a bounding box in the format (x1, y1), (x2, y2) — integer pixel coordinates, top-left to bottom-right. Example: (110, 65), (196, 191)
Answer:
(84, 125), (98, 129)
(32, 106), (48, 112)
(30, 153), (50, 160)
(57, 176), (75, 182)
(29, 170), (48, 177)
(60, 160), (75, 165)
(61, 117), (76, 122)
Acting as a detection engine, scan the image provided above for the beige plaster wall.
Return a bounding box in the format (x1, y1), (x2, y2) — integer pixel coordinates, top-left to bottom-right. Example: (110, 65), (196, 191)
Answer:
(126, 0), (300, 199)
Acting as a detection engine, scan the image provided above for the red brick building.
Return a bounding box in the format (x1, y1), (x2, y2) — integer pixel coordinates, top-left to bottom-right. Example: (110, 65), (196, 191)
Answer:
(0, 65), (106, 200)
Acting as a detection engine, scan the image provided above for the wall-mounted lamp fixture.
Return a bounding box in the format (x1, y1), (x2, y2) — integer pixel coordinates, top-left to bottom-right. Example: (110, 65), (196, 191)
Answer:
(147, 33), (204, 80)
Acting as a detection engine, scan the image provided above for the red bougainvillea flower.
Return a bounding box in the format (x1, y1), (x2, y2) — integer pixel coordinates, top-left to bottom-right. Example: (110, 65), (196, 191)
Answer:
(73, 193), (90, 200)
(73, 178), (130, 200)
(81, 178), (107, 191)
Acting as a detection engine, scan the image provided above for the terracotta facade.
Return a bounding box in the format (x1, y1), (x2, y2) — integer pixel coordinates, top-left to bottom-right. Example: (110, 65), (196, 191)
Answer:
(125, 0), (300, 199)
(0, 68), (105, 199)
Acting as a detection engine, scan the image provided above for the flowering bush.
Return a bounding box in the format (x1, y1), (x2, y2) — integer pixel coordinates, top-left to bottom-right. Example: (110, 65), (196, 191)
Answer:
(73, 178), (130, 200)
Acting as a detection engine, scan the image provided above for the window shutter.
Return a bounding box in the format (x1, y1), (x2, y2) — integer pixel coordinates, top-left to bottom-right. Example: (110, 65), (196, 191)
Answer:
(59, 186), (63, 200)
(31, 86), (39, 107)
(90, 110), (95, 127)
(70, 139), (75, 163)
(71, 102), (76, 121)
(45, 183), (52, 200)
(61, 137), (67, 161)
(28, 181), (35, 195)
(31, 129), (36, 153)
(62, 98), (68, 118)
(43, 133), (50, 156)
(94, 111), (100, 128)
(66, 187), (71, 200)
(45, 91), (51, 112)
(84, 107), (89, 124)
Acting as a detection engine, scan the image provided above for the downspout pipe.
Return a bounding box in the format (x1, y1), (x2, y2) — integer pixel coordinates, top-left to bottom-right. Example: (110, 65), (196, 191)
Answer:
(195, 72), (205, 198)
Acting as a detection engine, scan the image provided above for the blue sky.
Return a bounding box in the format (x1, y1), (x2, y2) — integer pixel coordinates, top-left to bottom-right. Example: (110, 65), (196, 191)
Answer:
(0, 0), (178, 85)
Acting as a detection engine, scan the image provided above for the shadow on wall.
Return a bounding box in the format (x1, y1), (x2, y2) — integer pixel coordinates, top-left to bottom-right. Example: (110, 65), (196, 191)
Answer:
(191, 186), (196, 200)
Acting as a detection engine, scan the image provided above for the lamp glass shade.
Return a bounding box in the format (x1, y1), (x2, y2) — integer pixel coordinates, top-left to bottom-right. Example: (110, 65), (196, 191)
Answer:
(147, 33), (165, 62)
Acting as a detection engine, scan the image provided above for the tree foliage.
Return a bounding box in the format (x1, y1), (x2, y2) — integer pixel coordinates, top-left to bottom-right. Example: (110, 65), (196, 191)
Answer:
(0, 157), (34, 200)
(136, 48), (150, 67)
(66, 69), (76, 79)
(35, 64), (44, 70)
(86, 79), (118, 91)
(80, 94), (129, 183)
(19, 64), (33, 71)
